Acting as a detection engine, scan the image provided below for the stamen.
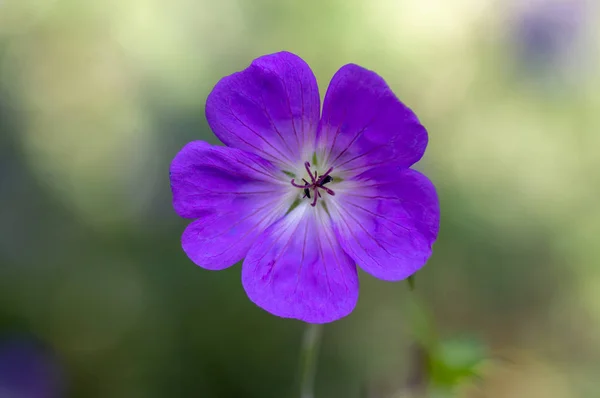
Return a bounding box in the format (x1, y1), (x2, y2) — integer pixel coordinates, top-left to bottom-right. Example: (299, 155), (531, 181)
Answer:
(291, 162), (336, 206)
(304, 162), (315, 183)
(310, 191), (318, 207)
(319, 186), (335, 196)
(316, 167), (333, 185)
(320, 175), (333, 186)
(291, 179), (310, 188)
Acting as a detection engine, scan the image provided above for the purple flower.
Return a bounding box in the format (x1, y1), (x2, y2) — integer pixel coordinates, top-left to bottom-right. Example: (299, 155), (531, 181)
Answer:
(170, 52), (440, 323)
(512, 0), (588, 77)
(0, 339), (63, 398)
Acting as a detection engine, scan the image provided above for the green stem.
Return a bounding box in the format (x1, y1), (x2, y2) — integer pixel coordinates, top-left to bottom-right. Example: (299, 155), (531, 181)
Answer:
(299, 323), (323, 398)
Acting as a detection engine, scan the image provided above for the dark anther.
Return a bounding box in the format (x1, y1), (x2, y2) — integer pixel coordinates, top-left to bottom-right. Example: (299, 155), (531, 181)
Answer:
(319, 175), (333, 186)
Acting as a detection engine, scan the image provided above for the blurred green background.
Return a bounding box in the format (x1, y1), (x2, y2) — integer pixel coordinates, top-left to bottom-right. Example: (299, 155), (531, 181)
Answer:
(1, 0), (599, 397)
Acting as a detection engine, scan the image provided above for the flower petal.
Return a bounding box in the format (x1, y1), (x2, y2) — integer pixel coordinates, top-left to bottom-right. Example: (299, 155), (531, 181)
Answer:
(329, 167), (439, 281)
(242, 206), (359, 323)
(206, 51), (320, 169)
(317, 64), (428, 175)
(170, 141), (294, 269)
(170, 141), (287, 218)
(181, 211), (282, 271)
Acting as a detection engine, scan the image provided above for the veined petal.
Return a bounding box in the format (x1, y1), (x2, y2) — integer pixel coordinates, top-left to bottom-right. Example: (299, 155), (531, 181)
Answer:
(329, 167), (439, 281)
(242, 205), (359, 323)
(206, 51), (320, 169)
(181, 205), (286, 271)
(170, 141), (294, 270)
(170, 141), (287, 218)
(317, 64), (428, 175)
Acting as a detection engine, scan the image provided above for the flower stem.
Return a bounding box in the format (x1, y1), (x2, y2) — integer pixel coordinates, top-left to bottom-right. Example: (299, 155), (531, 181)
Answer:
(298, 323), (323, 398)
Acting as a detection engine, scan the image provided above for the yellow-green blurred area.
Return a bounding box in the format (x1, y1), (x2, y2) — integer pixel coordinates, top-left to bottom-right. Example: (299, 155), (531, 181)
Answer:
(1, 0), (599, 396)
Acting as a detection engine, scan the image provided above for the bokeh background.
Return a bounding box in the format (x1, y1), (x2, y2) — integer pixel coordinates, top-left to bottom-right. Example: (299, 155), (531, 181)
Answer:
(1, 0), (599, 397)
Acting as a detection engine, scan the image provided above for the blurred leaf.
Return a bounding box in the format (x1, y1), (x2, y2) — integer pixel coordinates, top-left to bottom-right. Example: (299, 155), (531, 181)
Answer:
(429, 337), (486, 389)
